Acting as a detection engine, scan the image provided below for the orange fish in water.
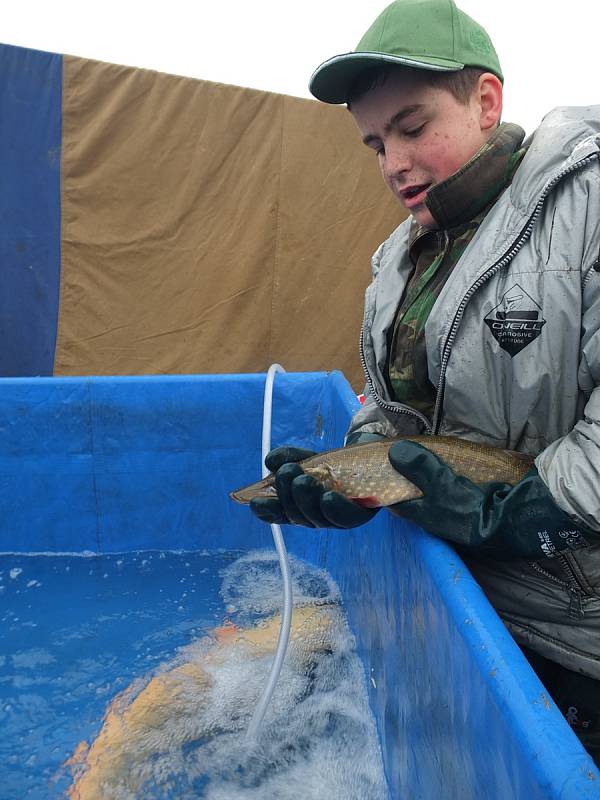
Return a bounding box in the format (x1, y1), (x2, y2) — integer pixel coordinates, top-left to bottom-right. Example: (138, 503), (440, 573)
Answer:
(230, 436), (534, 509)
(64, 605), (339, 799)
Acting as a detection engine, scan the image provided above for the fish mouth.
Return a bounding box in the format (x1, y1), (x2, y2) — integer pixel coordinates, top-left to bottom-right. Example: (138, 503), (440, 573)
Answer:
(230, 483), (277, 504)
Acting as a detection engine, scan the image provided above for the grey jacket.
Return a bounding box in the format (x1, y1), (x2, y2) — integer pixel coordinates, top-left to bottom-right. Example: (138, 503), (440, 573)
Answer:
(349, 107), (600, 678)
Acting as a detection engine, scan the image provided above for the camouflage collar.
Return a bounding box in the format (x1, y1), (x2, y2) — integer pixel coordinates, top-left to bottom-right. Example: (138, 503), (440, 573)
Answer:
(410, 122), (526, 244)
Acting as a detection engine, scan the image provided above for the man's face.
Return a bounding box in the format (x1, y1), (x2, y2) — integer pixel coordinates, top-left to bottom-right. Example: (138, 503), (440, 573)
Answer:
(350, 71), (496, 228)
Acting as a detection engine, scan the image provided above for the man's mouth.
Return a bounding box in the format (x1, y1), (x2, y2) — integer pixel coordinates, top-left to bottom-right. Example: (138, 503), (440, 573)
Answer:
(400, 184), (430, 207)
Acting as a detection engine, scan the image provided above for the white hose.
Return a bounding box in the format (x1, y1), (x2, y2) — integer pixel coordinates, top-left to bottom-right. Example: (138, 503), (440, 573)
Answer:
(246, 363), (293, 740)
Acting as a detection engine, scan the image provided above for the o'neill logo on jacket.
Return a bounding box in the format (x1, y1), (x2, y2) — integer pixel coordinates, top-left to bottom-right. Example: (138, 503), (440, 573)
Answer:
(484, 284), (546, 357)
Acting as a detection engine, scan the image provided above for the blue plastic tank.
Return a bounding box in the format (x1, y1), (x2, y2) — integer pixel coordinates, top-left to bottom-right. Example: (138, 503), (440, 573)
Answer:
(0, 371), (598, 798)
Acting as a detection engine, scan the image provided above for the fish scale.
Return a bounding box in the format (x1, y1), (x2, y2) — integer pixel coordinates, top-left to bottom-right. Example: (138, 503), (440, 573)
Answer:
(230, 436), (534, 508)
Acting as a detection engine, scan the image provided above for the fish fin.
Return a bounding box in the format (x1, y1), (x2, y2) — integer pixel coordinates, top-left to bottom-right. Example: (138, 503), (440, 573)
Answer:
(213, 620), (240, 642)
(63, 739), (89, 770)
(352, 496), (381, 509)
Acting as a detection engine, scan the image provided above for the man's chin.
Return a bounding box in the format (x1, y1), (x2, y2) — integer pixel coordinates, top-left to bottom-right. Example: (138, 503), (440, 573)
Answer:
(409, 205), (436, 229)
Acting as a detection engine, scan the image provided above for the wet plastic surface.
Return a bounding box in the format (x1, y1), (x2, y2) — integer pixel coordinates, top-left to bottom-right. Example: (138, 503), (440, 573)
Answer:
(1, 372), (599, 798)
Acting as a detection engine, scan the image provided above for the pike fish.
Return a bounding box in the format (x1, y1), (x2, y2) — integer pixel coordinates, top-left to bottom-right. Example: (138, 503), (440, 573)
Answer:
(230, 436), (534, 508)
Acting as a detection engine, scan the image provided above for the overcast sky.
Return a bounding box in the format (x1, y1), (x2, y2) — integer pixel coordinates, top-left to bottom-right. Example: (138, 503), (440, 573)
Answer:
(3, 0), (598, 136)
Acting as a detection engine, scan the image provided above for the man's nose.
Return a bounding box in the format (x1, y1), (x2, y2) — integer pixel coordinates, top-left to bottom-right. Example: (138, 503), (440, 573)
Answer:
(382, 143), (412, 181)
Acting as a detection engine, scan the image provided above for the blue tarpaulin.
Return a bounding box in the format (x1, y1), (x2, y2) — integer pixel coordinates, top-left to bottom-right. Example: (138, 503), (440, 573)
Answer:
(0, 44), (62, 376)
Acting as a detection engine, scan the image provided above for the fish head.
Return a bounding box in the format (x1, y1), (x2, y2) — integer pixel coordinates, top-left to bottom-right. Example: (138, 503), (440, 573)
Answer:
(229, 477), (277, 504)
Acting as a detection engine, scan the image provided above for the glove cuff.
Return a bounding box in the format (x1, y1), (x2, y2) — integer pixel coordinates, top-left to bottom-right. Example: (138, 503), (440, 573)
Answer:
(486, 469), (593, 560)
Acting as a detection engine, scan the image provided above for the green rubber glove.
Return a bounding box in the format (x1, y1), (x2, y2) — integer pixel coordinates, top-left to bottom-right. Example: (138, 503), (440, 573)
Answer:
(249, 445), (379, 529)
(387, 440), (592, 560)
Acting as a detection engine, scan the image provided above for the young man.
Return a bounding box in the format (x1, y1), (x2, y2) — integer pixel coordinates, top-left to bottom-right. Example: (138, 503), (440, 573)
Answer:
(250, 0), (600, 763)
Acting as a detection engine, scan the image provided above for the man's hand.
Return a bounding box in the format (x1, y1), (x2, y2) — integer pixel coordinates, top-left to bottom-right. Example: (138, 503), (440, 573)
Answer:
(387, 440), (592, 560)
(249, 446), (379, 529)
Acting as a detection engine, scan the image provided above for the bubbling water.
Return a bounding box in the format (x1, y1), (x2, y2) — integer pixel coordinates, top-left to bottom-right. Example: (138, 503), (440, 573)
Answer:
(219, 550), (340, 618)
(82, 552), (388, 799)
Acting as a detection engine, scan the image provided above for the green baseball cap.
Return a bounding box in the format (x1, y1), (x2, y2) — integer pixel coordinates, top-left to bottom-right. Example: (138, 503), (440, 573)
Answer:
(309, 0), (503, 104)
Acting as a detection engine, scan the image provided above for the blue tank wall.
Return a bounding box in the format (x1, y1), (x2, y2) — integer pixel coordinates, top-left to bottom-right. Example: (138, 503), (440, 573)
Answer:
(0, 372), (598, 798)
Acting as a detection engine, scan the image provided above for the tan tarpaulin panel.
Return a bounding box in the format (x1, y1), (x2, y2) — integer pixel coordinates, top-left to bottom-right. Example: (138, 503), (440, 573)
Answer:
(56, 56), (405, 388)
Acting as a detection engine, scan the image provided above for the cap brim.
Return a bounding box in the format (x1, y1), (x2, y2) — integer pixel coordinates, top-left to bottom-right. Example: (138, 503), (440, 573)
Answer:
(309, 52), (465, 104)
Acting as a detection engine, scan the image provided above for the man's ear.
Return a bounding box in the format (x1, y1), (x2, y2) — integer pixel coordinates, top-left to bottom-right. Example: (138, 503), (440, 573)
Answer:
(477, 73), (503, 132)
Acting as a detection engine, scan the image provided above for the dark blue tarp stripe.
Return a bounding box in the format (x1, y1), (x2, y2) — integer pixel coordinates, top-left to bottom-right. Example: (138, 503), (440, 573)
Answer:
(0, 43), (61, 376)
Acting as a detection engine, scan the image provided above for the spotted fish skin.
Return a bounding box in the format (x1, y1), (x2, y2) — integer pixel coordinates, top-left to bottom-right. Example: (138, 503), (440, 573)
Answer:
(229, 436), (534, 508)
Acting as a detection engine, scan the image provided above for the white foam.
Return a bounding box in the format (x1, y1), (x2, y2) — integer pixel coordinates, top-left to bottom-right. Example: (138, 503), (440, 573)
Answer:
(11, 648), (56, 669)
(219, 550), (340, 619)
(79, 552), (388, 799)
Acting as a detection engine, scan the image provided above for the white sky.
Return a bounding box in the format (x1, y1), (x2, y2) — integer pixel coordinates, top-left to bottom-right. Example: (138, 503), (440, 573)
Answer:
(3, 1), (599, 136)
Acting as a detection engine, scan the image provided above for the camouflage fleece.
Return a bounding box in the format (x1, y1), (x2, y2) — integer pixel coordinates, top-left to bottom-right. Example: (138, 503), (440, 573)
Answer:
(387, 122), (526, 417)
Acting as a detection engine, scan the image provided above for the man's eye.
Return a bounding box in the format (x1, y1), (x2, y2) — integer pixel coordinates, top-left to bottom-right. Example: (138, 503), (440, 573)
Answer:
(405, 124), (426, 138)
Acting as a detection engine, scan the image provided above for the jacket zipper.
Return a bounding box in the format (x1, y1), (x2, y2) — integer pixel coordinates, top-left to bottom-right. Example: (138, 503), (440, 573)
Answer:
(431, 153), (598, 435)
(358, 231), (454, 435)
(529, 556), (587, 618)
(358, 326), (433, 433)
